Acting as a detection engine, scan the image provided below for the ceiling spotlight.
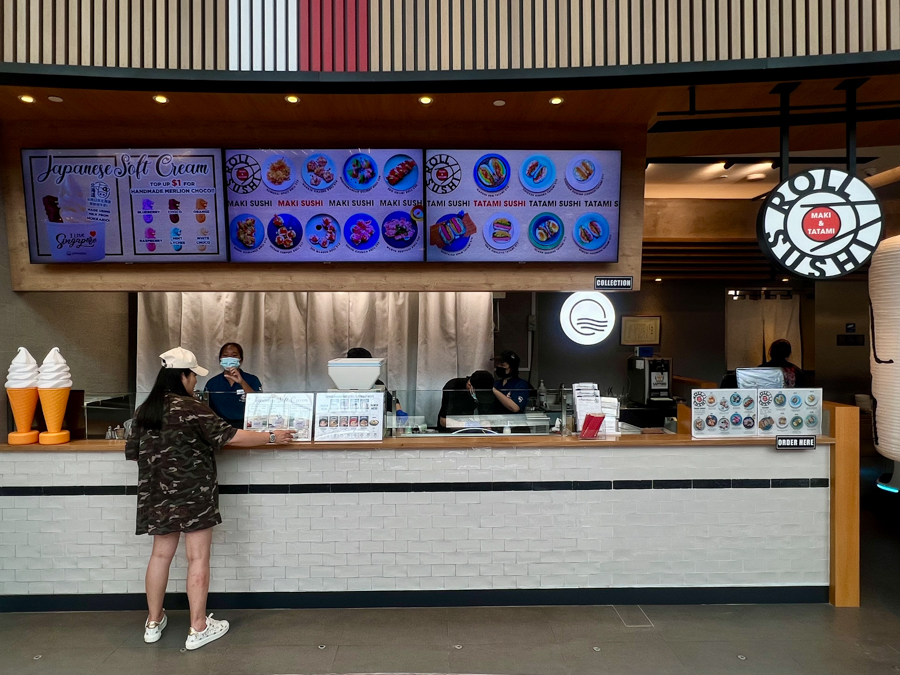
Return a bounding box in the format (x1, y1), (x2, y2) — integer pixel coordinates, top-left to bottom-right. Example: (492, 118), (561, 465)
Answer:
(723, 161), (735, 170)
(152, 95), (169, 104)
(718, 175), (729, 179)
(732, 295), (739, 300)
(728, 290), (736, 295)
(654, 278), (662, 282)
(47, 95), (64, 103)
(747, 173), (767, 181)
(493, 100), (506, 107)
(17, 94), (34, 104)
(418, 95), (433, 105)
(782, 278), (789, 282)
(549, 97), (564, 105)
(284, 95), (300, 104)
(770, 161), (780, 170)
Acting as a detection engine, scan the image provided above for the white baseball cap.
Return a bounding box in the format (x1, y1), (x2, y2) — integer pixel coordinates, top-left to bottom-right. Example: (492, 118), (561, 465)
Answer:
(159, 347), (209, 377)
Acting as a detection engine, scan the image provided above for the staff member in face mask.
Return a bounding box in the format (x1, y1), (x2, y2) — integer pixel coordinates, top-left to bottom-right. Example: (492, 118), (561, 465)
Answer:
(204, 343), (262, 428)
(492, 350), (530, 414)
(437, 370), (496, 432)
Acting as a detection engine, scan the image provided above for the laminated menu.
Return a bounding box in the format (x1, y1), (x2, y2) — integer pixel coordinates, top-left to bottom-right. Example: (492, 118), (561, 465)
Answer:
(757, 388), (823, 436)
(691, 389), (759, 438)
(314, 391), (384, 442)
(225, 149), (424, 262)
(22, 149), (227, 263)
(243, 393), (315, 441)
(424, 149), (621, 262)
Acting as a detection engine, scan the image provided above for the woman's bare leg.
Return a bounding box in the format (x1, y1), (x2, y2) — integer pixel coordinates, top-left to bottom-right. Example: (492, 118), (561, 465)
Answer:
(146, 532), (180, 622)
(184, 528), (214, 632)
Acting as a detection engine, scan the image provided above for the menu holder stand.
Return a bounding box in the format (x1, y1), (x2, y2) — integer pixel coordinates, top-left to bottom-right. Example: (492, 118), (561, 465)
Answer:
(580, 414), (607, 439)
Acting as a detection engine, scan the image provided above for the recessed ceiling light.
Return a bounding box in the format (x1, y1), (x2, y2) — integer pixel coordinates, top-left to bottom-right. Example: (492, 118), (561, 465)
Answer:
(493, 100), (506, 107)
(549, 97), (564, 105)
(152, 95), (169, 104)
(284, 95), (300, 104)
(732, 295), (739, 300)
(17, 94), (34, 104)
(747, 173), (766, 181)
(418, 96), (433, 105)
(654, 278), (662, 282)
(782, 278), (789, 282)
(47, 95), (64, 103)
(718, 175), (728, 179)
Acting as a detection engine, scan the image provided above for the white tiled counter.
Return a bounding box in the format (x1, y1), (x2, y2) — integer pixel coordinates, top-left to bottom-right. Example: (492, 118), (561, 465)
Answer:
(0, 436), (832, 609)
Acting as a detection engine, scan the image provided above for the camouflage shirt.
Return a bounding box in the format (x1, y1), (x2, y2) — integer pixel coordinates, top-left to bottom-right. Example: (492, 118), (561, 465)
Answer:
(126, 394), (237, 536)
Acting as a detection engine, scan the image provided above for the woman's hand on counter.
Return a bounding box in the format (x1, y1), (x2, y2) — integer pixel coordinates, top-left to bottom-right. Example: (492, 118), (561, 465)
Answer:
(226, 429), (294, 447)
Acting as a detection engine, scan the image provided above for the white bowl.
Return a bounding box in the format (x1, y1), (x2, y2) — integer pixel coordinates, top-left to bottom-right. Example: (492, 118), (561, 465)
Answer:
(327, 358), (385, 390)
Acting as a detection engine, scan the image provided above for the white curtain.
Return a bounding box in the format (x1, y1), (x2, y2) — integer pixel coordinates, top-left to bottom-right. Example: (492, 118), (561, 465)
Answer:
(726, 296), (803, 370)
(137, 292), (493, 422)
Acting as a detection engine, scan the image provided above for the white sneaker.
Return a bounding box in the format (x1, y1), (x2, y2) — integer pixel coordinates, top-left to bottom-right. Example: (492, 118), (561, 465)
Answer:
(144, 612), (167, 643)
(184, 613), (229, 650)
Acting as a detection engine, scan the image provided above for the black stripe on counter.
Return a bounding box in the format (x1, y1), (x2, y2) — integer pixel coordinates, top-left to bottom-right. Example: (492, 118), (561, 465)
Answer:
(1, 478), (830, 497)
(0, 585), (830, 613)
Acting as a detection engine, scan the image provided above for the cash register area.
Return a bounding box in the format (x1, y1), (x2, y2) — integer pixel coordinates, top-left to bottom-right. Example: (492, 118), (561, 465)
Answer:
(0, 356), (835, 609)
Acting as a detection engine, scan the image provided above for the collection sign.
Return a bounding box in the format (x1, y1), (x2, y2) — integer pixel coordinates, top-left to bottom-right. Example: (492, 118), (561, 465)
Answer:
(758, 168), (883, 279)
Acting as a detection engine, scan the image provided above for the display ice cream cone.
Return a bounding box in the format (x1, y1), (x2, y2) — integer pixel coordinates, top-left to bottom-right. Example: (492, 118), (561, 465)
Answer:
(38, 387), (70, 444)
(7, 387), (39, 444)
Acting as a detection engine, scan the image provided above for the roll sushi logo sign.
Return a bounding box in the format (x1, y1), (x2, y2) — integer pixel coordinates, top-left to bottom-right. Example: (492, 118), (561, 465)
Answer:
(758, 168), (883, 279)
(560, 292), (616, 345)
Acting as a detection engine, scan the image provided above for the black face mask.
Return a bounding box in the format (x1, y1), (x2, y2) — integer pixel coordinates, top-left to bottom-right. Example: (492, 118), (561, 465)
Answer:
(495, 367), (508, 378)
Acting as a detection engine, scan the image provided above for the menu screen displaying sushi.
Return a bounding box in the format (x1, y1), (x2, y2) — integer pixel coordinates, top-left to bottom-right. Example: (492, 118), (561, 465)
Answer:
(423, 149), (621, 262)
(22, 149), (227, 263)
(224, 149), (425, 262)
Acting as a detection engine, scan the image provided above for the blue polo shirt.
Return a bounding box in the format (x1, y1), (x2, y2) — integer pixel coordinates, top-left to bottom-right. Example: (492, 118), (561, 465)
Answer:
(494, 376), (530, 413)
(205, 371), (262, 425)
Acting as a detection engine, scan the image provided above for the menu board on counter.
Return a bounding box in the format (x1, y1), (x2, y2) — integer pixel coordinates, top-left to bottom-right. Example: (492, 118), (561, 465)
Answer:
(314, 391), (384, 442)
(757, 388), (823, 436)
(424, 149), (621, 262)
(22, 149), (227, 263)
(224, 149), (425, 262)
(243, 393), (315, 441)
(691, 389), (759, 438)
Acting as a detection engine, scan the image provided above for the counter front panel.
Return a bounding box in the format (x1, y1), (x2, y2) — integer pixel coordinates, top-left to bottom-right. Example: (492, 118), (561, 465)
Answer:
(0, 440), (830, 608)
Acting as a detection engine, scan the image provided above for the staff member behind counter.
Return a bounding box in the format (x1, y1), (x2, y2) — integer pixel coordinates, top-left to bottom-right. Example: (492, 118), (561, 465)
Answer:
(493, 350), (531, 414)
(437, 370), (496, 432)
(204, 343), (262, 429)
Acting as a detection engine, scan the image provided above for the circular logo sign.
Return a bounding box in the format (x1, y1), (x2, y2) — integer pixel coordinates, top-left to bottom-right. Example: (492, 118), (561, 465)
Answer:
(757, 168), (883, 279)
(226, 153), (262, 195)
(559, 292), (616, 346)
(425, 153), (462, 195)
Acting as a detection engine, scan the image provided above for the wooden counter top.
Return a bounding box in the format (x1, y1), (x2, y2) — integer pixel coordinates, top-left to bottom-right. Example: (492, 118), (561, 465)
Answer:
(0, 434), (837, 452)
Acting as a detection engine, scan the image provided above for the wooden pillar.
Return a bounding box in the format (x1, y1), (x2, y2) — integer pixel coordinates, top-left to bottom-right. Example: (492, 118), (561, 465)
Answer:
(825, 401), (860, 607)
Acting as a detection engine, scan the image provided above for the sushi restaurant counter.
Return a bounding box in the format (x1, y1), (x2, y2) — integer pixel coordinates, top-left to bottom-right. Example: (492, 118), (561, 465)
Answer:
(0, 408), (857, 610)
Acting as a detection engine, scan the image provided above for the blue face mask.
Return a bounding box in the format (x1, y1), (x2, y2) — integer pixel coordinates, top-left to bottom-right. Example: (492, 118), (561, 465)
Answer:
(220, 357), (241, 369)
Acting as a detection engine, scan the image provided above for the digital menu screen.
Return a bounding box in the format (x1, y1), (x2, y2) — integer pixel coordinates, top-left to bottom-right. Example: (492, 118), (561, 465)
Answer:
(224, 149), (425, 262)
(22, 149), (227, 263)
(424, 149), (621, 262)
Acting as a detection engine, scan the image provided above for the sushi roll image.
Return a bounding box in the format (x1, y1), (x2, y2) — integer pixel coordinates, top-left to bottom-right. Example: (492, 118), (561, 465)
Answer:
(493, 218), (512, 232)
(449, 216), (467, 236)
(589, 220), (603, 237)
(490, 157), (506, 181)
(547, 219), (560, 236)
(439, 223), (454, 245)
(579, 227), (593, 244)
(478, 165), (494, 185)
(525, 160), (540, 178)
(533, 165), (547, 184)
(492, 230), (511, 241)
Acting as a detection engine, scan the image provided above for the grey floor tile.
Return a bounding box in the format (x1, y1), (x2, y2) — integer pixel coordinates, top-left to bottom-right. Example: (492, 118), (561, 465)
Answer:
(544, 605), (660, 643)
(614, 605), (654, 627)
(787, 638), (900, 675)
(332, 644), (450, 674)
(0, 648), (111, 675)
(96, 646), (219, 675)
(217, 608), (348, 646)
(447, 606), (557, 645)
(559, 638), (688, 675)
(209, 644), (337, 675)
(669, 639), (811, 675)
(337, 607), (450, 646)
(449, 643), (568, 675)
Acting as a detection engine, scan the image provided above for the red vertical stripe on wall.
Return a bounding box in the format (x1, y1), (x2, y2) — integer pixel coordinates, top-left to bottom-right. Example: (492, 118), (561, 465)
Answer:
(311, 0), (322, 70)
(300, 0), (310, 70)
(346, 0), (357, 71)
(334, 0), (345, 71)
(322, 0), (333, 70)
(358, 0), (368, 70)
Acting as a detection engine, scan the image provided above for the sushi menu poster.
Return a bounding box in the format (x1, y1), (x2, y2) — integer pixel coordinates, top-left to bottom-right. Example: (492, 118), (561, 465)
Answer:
(424, 149), (621, 262)
(225, 149), (425, 262)
(313, 392), (384, 442)
(691, 389), (760, 438)
(243, 393), (315, 441)
(22, 148), (227, 263)
(757, 389), (823, 436)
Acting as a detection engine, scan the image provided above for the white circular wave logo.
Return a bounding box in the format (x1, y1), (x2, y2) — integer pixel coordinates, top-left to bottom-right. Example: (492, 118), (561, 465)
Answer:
(560, 292), (616, 345)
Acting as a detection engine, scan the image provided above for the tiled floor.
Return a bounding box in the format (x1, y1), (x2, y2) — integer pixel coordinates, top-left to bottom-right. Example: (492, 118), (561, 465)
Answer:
(4, 461), (900, 675)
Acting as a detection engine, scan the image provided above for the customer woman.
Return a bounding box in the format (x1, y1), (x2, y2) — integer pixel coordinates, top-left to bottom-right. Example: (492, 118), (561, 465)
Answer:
(126, 347), (292, 650)
(205, 342), (262, 428)
(761, 339), (805, 387)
